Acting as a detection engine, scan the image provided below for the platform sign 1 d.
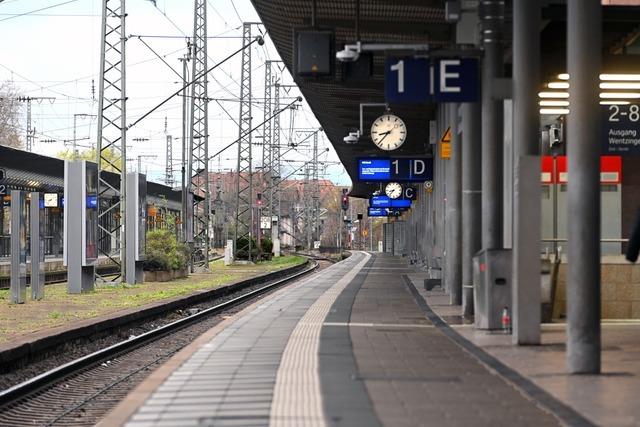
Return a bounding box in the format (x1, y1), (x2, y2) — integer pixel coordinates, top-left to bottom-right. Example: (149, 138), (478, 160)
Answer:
(358, 158), (433, 182)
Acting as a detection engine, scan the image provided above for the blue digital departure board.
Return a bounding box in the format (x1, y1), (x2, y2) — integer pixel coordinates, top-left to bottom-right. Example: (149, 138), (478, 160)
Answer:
(391, 199), (411, 208)
(358, 158), (433, 182)
(358, 159), (391, 181)
(368, 207), (388, 217)
(370, 195), (391, 208)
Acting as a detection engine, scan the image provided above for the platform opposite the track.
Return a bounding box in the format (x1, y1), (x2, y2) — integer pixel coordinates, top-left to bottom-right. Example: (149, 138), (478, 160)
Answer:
(110, 252), (560, 427)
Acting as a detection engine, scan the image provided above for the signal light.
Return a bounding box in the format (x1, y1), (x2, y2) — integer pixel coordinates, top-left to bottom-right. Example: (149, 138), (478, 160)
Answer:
(257, 193), (263, 206)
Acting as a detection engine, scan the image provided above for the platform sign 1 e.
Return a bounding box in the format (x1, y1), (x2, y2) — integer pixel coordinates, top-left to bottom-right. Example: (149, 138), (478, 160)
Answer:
(385, 57), (479, 104)
(358, 158), (433, 182)
(602, 104), (640, 155)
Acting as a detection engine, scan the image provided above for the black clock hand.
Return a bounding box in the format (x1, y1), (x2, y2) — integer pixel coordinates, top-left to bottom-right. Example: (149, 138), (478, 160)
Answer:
(378, 131), (391, 143)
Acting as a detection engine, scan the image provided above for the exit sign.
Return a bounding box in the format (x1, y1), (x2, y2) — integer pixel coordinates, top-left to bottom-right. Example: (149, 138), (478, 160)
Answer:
(385, 57), (479, 104)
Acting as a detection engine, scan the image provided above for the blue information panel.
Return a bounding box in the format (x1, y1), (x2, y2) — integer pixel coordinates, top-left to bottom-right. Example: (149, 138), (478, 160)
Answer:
(358, 158), (391, 181)
(370, 195), (391, 208)
(391, 199), (411, 208)
(385, 57), (479, 104)
(368, 207), (388, 217)
(358, 158), (433, 182)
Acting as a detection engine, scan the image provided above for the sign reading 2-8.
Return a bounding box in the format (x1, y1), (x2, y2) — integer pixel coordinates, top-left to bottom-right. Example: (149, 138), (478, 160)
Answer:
(601, 104), (640, 155)
(607, 104), (640, 122)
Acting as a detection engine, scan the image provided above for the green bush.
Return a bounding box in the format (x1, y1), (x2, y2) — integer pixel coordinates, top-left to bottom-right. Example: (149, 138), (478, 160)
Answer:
(144, 230), (190, 271)
(234, 235), (259, 260)
(260, 237), (273, 254)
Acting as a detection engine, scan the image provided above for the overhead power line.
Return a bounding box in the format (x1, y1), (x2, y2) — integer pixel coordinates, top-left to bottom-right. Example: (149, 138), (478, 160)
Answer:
(0, 0), (82, 23)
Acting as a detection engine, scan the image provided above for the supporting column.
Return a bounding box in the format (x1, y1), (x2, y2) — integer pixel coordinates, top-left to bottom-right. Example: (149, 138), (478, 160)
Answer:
(461, 102), (482, 317)
(480, 0), (505, 249)
(446, 103), (462, 305)
(10, 190), (26, 304)
(567, 0), (601, 374)
(30, 192), (45, 300)
(512, 0), (541, 345)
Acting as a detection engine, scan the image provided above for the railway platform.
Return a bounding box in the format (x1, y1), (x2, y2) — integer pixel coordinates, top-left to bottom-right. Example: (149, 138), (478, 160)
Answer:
(102, 252), (566, 427)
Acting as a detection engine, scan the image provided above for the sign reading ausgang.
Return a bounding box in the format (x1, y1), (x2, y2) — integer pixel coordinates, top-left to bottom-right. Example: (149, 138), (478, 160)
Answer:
(385, 57), (479, 104)
(358, 158), (433, 182)
(602, 104), (640, 155)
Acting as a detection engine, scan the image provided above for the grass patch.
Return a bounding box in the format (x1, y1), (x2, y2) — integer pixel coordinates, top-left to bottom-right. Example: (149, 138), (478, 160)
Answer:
(0, 254), (306, 344)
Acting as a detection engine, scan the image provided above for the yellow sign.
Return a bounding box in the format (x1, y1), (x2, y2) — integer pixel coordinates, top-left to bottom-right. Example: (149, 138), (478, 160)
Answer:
(440, 127), (452, 143)
(362, 229), (369, 237)
(440, 127), (451, 159)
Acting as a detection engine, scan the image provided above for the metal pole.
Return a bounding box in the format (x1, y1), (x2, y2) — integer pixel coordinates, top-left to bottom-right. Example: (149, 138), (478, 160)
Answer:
(480, 0), (505, 249)
(446, 103), (462, 305)
(73, 114), (77, 159)
(30, 192), (44, 300)
(567, 0), (601, 374)
(180, 56), (188, 242)
(512, 0), (541, 345)
(461, 102), (481, 317)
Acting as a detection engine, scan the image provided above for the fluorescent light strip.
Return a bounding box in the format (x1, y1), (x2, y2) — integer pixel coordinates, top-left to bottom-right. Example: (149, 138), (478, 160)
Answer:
(539, 91), (569, 98)
(600, 74), (640, 81)
(540, 108), (570, 115)
(600, 100), (631, 105)
(548, 82), (570, 89)
(557, 73), (570, 80)
(600, 92), (640, 98)
(600, 82), (640, 89)
(539, 100), (570, 106)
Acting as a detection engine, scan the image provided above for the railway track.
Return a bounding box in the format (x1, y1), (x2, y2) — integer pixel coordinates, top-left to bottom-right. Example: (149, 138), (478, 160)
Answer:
(0, 258), (323, 426)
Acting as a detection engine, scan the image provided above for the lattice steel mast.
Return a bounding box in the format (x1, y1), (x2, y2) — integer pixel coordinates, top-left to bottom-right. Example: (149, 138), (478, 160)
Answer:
(96, 0), (127, 284)
(271, 82), (282, 231)
(165, 134), (173, 186)
(235, 23), (253, 260)
(311, 131), (320, 244)
(262, 61), (273, 218)
(188, 0), (209, 270)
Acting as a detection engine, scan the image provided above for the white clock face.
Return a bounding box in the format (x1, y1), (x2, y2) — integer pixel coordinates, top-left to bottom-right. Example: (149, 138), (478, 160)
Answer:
(370, 114), (407, 151)
(385, 182), (402, 199)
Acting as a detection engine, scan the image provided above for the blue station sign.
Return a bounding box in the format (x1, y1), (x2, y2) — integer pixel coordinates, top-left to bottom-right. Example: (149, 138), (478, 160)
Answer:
(368, 207), (388, 217)
(369, 196), (412, 209)
(385, 57), (479, 104)
(358, 158), (433, 182)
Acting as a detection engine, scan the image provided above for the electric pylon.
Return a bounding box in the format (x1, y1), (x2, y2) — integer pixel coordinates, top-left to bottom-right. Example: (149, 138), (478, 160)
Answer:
(188, 0), (210, 270)
(234, 23), (253, 260)
(96, 0), (127, 284)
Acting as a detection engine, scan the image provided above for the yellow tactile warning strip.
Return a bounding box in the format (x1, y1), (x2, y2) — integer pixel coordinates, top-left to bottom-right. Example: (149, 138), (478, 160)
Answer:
(269, 252), (371, 427)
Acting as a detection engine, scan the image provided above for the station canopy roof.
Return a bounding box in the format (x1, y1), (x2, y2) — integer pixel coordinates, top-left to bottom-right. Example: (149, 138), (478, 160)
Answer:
(250, 0), (640, 197)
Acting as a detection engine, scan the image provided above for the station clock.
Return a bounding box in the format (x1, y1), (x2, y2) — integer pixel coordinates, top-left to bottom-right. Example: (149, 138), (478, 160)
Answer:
(370, 113), (407, 151)
(385, 182), (403, 199)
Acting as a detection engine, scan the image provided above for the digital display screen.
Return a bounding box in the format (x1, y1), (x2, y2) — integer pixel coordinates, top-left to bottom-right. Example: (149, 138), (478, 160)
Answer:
(370, 195), (391, 208)
(368, 207), (388, 217)
(358, 159), (391, 181)
(391, 199), (411, 208)
(86, 195), (98, 209)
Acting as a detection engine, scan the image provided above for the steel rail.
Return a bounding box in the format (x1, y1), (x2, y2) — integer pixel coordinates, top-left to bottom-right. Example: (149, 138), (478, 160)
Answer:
(0, 258), (319, 406)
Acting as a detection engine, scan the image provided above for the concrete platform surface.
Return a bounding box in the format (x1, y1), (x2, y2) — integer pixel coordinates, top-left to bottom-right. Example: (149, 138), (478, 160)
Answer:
(102, 252), (572, 427)
(419, 286), (640, 427)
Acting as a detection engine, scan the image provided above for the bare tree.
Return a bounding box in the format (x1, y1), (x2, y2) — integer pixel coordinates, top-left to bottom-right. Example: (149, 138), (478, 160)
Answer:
(0, 81), (23, 149)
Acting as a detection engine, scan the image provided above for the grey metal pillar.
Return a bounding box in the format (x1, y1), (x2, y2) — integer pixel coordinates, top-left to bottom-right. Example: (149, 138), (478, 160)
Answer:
(512, 0), (541, 345)
(10, 190), (26, 303)
(126, 173), (146, 284)
(446, 103), (462, 305)
(480, 0), (505, 249)
(461, 102), (482, 317)
(567, 0), (601, 374)
(30, 192), (45, 300)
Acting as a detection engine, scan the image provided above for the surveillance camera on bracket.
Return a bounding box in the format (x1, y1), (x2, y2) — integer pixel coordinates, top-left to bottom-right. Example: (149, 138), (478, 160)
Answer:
(336, 42), (361, 62)
(343, 130), (360, 144)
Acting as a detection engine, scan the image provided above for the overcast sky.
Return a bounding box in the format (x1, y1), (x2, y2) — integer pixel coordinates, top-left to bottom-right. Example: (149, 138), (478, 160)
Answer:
(0, 0), (350, 186)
